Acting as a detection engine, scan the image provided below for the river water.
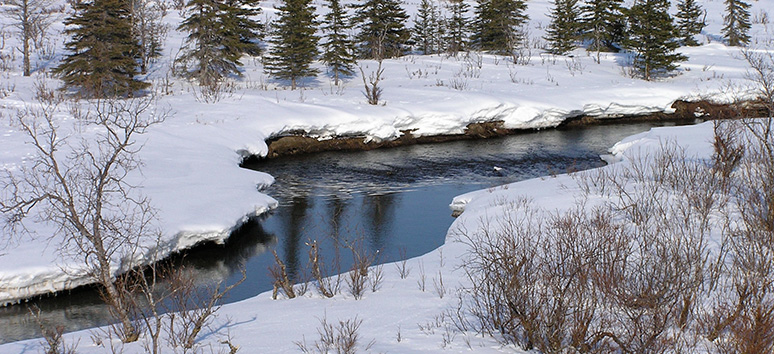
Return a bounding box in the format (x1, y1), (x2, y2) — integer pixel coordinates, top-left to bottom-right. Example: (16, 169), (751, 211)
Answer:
(0, 122), (689, 343)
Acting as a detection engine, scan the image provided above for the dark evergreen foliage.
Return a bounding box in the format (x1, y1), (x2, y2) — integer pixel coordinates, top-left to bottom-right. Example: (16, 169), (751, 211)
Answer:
(321, 0), (356, 85)
(580, 0), (625, 54)
(53, 0), (148, 97)
(722, 0), (751, 47)
(444, 0), (470, 55)
(264, 0), (319, 89)
(471, 0), (529, 53)
(623, 0), (687, 81)
(412, 0), (443, 55)
(675, 0), (705, 46)
(351, 0), (410, 59)
(220, 0), (264, 59)
(545, 0), (582, 55)
(177, 0), (263, 87)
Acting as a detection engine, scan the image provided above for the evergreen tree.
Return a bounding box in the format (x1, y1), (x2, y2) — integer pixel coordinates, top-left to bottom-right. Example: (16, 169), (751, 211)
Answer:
(471, 0), (529, 53)
(321, 0), (356, 85)
(580, 0), (625, 55)
(545, 0), (581, 55)
(53, 0), (148, 97)
(412, 0), (443, 55)
(220, 0), (264, 59)
(265, 0), (319, 89)
(444, 0), (469, 55)
(177, 0), (262, 87)
(351, 0), (410, 59)
(722, 0), (751, 47)
(675, 0), (705, 46)
(623, 0), (686, 81)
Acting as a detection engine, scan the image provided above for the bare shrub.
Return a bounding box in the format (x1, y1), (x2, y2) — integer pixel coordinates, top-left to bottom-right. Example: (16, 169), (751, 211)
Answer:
(455, 138), (731, 353)
(394, 247), (411, 279)
(702, 119), (774, 353)
(307, 239), (340, 298)
(164, 267), (246, 351)
(742, 48), (774, 116)
(344, 239), (374, 300)
(368, 263), (383, 293)
(360, 60), (384, 106)
(296, 316), (373, 354)
(28, 305), (79, 354)
(271, 249), (296, 299)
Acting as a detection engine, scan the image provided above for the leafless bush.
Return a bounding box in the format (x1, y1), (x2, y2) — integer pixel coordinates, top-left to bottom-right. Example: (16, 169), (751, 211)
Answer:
(28, 305), (79, 354)
(742, 48), (774, 116)
(307, 239), (340, 298)
(455, 135), (741, 352)
(296, 316), (373, 354)
(712, 120), (745, 186)
(344, 239), (374, 300)
(164, 267), (246, 351)
(394, 247), (410, 279)
(360, 60), (384, 106)
(368, 263), (383, 293)
(270, 249), (296, 299)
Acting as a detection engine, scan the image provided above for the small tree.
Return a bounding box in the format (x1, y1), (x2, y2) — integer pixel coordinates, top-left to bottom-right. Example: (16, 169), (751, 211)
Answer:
(1, 95), (166, 342)
(722, 0), (751, 47)
(53, 0), (149, 97)
(321, 0), (356, 85)
(471, 0), (529, 54)
(623, 0), (686, 81)
(580, 0), (625, 59)
(412, 0), (443, 55)
(444, 0), (469, 55)
(351, 0), (410, 59)
(544, 0), (582, 55)
(1, 0), (55, 76)
(130, 0), (168, 74)
(264, 0), (319, 89)
(177, 0), (263, 88)
(675, 0), (706, 46)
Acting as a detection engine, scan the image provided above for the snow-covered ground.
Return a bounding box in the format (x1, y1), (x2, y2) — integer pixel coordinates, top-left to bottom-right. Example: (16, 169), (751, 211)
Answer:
(0, 0), (773, 349)
(0, 118), (728, 353)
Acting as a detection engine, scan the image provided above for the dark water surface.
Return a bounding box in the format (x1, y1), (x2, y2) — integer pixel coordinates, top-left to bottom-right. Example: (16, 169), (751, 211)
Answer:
(0, 122), (686, 343)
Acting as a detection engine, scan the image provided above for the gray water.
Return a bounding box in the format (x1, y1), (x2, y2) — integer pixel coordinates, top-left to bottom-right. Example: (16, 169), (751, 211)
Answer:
(0, 122), (689, 343)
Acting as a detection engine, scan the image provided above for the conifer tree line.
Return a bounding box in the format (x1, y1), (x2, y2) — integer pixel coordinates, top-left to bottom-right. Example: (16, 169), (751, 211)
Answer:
(41, 0), (757, 96)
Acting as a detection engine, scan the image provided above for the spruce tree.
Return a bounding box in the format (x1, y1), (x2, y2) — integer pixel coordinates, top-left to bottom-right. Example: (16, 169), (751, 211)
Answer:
(675, 0), (705, 46)
(53, 0), (148, 97)
(321, 0), (356, 85)
(219, 0), (264, 59)
(580, 0), (625, 56)
(412, 0), (442, 55)
(545, 0), (581, 55)
(351, 0), (410, 59)
(722, 0), (751, 47)
(623, 0), (686, 81)
(444, 0), (469, 55)
(177, 0), (262, 87)
(264, 0), (319, 89)
(471, 0), (529, 53)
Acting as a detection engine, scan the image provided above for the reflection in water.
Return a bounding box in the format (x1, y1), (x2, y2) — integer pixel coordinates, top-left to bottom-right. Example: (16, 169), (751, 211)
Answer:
(0, 122), (694, 344)
(363, 193), (398, 253)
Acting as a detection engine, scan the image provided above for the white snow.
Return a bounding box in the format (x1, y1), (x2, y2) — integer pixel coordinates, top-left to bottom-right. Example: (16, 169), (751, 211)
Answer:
(0, 0), (773, 350)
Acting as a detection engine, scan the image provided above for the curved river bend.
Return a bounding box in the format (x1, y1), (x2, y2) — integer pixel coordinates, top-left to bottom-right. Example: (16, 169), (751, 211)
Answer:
(0, 122), (692, 343)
